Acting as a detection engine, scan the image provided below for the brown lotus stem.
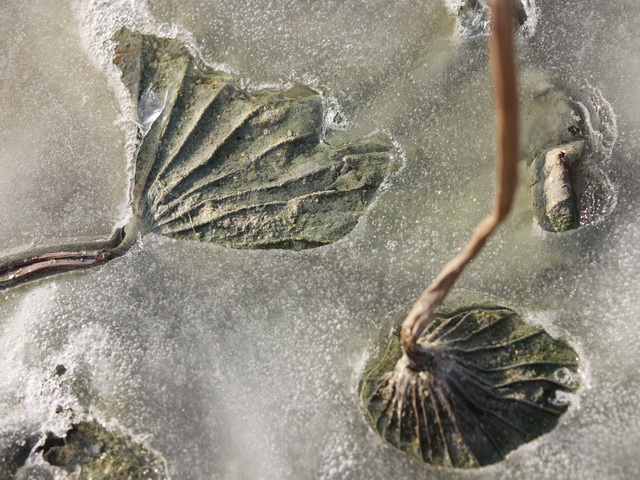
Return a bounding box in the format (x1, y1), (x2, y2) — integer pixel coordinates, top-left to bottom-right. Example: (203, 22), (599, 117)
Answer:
(0, 228), (125, 290)
(401, 0), (519, 358)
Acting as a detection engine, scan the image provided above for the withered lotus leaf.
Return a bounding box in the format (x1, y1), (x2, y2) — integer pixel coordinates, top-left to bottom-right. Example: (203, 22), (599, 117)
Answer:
(113, 28), (394, 250)
(360, 305), (579, 468)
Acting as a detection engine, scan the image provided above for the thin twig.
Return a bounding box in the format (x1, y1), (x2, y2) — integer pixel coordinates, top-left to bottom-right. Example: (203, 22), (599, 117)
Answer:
(401, 0), (519, 358)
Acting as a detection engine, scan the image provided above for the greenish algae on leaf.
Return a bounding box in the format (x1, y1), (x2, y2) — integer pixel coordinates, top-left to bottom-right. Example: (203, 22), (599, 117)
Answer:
(360, 305), (579, 468)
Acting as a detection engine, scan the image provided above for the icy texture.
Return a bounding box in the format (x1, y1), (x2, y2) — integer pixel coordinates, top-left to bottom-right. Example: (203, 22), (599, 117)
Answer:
(1, 0), (640, 479)
(444, 0), (539, 38)
(0, 2), (128, 257)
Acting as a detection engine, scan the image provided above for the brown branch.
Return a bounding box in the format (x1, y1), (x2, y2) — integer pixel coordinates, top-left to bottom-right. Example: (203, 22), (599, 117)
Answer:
(401, 0), (519, 358)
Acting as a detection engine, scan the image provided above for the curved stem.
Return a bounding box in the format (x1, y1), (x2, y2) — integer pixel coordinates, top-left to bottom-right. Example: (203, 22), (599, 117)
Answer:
(0, 228), (126, 290)
(401, 0), (520, 357)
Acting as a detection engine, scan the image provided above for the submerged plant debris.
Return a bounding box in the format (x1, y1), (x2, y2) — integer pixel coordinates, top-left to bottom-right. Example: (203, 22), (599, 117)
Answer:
(447, 0), (534, 38)
(38, 420), (168, 479)
(0, 430), (39, 479)
(360, 305), (579, 468)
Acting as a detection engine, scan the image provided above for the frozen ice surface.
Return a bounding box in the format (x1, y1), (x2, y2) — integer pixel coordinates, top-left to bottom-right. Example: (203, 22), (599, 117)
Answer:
(1, 0), (640, 479)
(0, 2), (129, 257)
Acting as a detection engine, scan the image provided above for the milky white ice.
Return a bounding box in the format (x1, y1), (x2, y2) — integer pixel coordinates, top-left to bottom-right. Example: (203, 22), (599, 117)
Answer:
(1, 0), (640, 479)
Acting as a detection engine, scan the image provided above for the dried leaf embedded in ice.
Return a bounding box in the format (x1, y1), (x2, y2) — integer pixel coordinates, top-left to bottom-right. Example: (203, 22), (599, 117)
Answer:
(360, 305), (579, 468)
(0, 29), (395, 289)
(112, 28), (394, 249)
(0, 430), (39, 478)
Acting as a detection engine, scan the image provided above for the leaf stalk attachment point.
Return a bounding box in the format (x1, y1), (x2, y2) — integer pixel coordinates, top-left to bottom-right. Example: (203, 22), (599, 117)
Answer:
(401, 0), (520, 365)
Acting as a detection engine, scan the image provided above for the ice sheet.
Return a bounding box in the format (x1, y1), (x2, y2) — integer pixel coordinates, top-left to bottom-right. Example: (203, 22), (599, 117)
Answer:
(0, 1), (129, 257)
(1, 0), (640, 478)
